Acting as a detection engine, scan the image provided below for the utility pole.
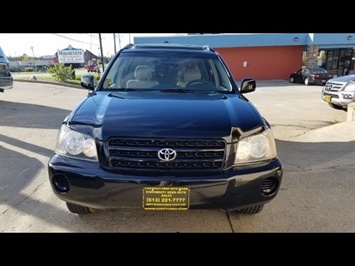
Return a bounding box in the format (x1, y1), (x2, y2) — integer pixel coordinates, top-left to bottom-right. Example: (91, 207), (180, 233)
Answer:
(30, 46), (36, 71)
(99, 33), (105, 72)
(30, 46), (34, 57)
(113, 33), (117, 54)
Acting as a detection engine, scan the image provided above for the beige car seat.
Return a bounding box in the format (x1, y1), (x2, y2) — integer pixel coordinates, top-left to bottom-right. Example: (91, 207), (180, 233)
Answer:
(126, 65), (159, 88)
(177, 68), (202, 87)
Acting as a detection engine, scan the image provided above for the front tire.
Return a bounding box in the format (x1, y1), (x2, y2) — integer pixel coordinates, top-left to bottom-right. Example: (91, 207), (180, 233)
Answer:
(66, 202), (97, 214)
(238, 204), (264, 214)
(304, 78), (310, 86)
(289, 76), (295, 83)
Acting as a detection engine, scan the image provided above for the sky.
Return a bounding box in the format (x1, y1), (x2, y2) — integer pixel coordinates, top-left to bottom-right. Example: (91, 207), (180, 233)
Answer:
(0, 33), (182, 58)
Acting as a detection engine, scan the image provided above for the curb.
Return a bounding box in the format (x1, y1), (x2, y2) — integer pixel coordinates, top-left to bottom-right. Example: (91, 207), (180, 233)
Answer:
(13, 79), (82, 89)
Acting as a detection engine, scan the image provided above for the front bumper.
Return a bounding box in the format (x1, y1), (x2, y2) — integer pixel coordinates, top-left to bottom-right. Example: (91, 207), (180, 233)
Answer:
(322, 92), (354, 107)
(48, 155), (283, 212)
(0, 76), (13, 92)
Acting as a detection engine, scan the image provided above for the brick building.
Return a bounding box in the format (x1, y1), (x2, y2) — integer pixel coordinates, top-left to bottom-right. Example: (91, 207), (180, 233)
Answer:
(133, 33), (355, 80)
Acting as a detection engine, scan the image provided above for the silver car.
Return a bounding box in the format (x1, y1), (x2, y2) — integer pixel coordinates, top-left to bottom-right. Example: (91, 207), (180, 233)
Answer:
(0, 46), (13, 93)
(322, 75), (355, 111)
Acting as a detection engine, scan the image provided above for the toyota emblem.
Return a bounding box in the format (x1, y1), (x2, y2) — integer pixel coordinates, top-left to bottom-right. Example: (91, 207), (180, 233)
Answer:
(158, 148), (177, 161)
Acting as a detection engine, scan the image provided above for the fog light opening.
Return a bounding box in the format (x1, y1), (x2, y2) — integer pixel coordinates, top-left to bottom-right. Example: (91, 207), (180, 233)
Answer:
(53, 174), (70, 193)
(261, 177), (278, 196)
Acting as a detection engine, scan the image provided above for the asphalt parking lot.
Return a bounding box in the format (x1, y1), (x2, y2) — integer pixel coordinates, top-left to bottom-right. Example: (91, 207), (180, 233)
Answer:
(0, 80), (354, 232)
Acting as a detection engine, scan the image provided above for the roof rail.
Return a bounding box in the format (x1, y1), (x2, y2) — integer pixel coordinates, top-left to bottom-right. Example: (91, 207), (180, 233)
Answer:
(132, 43), (214, 51)
(123, 43), (134, 49)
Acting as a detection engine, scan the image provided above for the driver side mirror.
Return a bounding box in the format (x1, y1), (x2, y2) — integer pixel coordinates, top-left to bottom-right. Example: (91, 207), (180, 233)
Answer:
(80, 74), (95, 90)
(240, 78), (256, 94)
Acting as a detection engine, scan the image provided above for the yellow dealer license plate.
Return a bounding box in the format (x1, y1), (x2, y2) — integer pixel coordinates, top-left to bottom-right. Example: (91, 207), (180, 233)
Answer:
(324, 95), (332, 102)
(143, 187), (190, 210)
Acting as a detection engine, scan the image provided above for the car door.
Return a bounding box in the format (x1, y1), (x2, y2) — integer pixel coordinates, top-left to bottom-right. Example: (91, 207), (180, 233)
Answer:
(301, 68), (309, 82)
(294, 69), (304, 83)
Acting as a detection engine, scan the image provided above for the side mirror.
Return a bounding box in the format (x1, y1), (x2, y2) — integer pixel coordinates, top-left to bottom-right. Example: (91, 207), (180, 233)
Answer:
(240, 78), (256, 94)
(81, 74), (95, 90)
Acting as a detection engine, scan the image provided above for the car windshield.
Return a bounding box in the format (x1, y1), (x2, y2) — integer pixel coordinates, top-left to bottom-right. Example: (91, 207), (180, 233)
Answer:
(310, 68), (327, 74)
(100, 51), (234, 92)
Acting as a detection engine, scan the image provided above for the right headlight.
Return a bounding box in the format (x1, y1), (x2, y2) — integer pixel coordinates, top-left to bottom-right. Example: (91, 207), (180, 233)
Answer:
(235, 128), (277, 165)
(55, 124), (98, 162)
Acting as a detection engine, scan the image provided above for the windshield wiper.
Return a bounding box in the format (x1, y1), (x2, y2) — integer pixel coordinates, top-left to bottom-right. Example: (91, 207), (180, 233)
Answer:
(160, 88), (223, 94)
(104, 88), (136, 91)
(160, 88), (193, 93)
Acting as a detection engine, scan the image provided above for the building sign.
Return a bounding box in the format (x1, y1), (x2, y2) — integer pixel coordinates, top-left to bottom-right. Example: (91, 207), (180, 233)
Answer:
(58, 45), (84, 64)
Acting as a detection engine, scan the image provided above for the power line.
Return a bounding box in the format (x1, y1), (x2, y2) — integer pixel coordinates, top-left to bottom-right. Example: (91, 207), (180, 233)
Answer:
(52, 33), (100, 47)
(84, 33), (99, 40)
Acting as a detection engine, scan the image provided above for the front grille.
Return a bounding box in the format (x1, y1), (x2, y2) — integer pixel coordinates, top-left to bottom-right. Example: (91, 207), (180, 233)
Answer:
(324, 82), (346, 92)
(322, 92), (339, 99)
(108, 138), (226, 170)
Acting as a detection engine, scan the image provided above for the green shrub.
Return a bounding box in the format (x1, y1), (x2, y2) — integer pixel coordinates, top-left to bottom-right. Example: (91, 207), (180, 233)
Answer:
(47, 64), (74, 82)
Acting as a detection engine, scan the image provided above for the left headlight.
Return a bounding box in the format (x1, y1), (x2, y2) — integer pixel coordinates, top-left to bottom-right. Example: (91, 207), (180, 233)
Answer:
(55, 124), (98, 161)
(235, 128), (277, 165)
(342, 83), (355, 92)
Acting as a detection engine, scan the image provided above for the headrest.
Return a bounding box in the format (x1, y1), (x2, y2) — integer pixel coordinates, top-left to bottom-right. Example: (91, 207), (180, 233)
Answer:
(135, 65), (152, 80)
(183, 68), (201, 81)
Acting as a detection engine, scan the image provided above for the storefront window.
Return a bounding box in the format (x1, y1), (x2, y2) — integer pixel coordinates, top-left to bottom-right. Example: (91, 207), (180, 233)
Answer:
(332, 50), (339, 69)
(327, 51), (333, 69)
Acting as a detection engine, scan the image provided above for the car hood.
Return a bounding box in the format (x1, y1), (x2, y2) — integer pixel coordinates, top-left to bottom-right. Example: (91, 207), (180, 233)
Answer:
(68, 91), (264, 140)
(328, 75), (355, 83)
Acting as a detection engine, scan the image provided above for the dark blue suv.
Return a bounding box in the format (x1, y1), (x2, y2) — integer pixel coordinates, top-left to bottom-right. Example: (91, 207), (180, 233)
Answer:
(48, 43), (283, 215)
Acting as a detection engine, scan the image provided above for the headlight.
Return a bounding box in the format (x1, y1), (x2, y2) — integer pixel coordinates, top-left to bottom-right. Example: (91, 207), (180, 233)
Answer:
(342, 83), (355, 92)
(235, 129), (277, 165)
(55, 124), (98, 161)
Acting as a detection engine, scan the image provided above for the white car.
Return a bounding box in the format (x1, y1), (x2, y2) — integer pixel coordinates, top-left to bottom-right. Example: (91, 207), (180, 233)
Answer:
(322, 75), (355, 111)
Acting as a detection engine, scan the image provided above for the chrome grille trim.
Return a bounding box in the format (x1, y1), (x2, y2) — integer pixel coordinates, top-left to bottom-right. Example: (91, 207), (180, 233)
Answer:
(108, 138), (226, 170)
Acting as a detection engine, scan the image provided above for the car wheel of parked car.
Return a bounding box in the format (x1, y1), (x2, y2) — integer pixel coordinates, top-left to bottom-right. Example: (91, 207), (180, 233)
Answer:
(66, 202), (97, 214)
(238, 204), (264, 214)
(304, 78), (310, 86)
(289, 77), (295, 83)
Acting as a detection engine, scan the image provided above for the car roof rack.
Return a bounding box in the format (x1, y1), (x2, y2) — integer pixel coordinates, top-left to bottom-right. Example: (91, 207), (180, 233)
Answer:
(129, 43), (214, 51)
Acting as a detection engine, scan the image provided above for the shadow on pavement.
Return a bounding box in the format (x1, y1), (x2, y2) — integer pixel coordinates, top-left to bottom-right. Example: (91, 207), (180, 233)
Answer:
(0, 101), (72, 129)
